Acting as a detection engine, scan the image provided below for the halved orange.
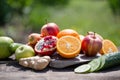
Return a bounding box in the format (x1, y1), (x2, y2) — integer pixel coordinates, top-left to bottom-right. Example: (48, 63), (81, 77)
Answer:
(57, 36), (81, 58)
(100, 39), (118, 55)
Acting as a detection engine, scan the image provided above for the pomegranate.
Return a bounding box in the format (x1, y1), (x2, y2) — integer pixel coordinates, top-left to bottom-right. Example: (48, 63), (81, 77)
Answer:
(34, 36), (58, 56)
(41, 23), (60, 37)
(28, 33), (42, 45)
(81, 33), (102, 57)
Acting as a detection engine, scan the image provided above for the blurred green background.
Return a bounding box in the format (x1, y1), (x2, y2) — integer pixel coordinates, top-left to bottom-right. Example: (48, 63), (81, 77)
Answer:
(0, 0), (120, 46)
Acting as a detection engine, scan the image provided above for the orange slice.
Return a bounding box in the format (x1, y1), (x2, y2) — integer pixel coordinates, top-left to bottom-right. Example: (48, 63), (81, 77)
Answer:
(100, 39), (118, 55)
(57, 36), (81, 58)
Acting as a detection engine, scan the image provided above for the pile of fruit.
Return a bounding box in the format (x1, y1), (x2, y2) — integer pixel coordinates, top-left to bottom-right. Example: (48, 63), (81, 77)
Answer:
(0, 22), (119, 71)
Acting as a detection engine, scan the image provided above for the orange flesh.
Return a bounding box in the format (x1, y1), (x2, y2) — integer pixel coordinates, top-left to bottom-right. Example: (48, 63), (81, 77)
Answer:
(100, 39), (118, 55)
(57, 36), (81, 58)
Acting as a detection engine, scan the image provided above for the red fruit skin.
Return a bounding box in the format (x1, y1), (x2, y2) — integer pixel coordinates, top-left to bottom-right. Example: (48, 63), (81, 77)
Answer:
(87, 31), (103, 41)
(41, 23), (60, 37)
(28, 33), (42, 45)
(81, 35), (102, 57)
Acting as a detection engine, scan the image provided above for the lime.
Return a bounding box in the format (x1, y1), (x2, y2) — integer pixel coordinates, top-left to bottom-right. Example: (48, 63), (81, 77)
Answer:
(0, 36), (14, 59)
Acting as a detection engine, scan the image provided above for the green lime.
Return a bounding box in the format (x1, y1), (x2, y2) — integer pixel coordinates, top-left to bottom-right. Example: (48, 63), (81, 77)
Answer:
(0, 36), (14, 59)
(9, 43), (24, 53)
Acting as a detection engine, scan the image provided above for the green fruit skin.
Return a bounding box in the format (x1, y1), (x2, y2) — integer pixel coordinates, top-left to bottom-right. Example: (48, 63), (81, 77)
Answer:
(9, 43), (24, 53)
(0, 36), (14, 59)
(15, 45), (35, 61)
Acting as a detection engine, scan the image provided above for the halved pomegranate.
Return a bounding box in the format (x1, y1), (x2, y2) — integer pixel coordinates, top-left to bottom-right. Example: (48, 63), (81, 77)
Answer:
(34, 36), (58, 56)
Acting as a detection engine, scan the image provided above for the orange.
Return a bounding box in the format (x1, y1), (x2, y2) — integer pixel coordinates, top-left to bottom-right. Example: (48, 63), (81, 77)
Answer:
(57, 36), (81, 58)
(100, 39), (118, 55)
(57, 29), (80, 40)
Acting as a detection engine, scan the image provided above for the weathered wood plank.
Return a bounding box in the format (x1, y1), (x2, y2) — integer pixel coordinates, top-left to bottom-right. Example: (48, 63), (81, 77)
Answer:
(0, 65), (120, 80)
(0, 48), (120, 80)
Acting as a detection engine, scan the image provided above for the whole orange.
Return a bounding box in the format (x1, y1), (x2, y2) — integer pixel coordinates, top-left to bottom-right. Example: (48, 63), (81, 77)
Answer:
(57, 29), (80, 40)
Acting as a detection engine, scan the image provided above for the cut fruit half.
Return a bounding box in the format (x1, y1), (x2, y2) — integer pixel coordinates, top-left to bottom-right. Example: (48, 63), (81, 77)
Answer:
(57, 36), (81, 58)
(34, 36), (58, 56)
(100, 39), (118, 55)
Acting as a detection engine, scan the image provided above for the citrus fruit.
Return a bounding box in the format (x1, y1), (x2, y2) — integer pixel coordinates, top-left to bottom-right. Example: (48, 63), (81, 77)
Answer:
(57, 36), (81, 58)
(57, 29), (80, 40)
(9, 43), (24, 53)
(100, 39), (118, 55)
(0, 36), (14, 59)
(34, 36), (58, 56)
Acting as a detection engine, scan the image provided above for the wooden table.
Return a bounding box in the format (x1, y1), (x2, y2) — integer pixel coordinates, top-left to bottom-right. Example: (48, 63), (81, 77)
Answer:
(0, 59), (120, 80)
